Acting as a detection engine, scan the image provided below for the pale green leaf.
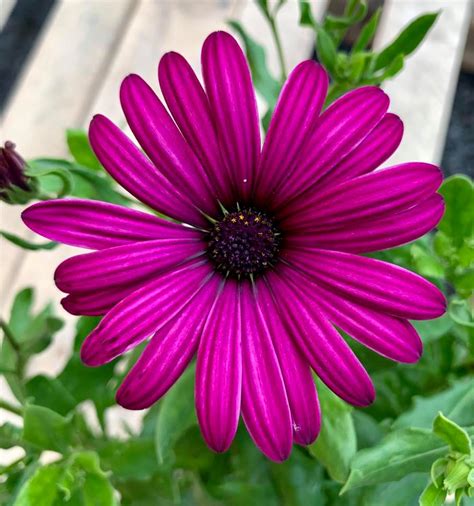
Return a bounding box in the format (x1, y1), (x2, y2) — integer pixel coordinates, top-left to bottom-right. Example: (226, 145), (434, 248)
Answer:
(433, 412), (471, 455)
(308, 381), (356, 482)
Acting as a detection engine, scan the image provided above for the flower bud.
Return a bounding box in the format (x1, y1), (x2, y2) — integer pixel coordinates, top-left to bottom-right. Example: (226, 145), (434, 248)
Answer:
(0, 141), (36, 203)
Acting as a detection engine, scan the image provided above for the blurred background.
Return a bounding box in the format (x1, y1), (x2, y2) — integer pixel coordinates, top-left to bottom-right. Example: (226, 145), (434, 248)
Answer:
(0, 0), (473, 468)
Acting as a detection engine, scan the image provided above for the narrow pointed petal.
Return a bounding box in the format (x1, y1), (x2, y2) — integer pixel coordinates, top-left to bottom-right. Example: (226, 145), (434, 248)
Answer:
(22, 199), (195, 250)
(158, 51), (232, 204)
(202, 31), (260, 201)
(61, 282), (146, 316)
(253, 61), (328, 204)
(240, 282), (292, 462)
(258, 281), (320, 445)
(281, 163), (443, 230)
(267, 271), (375, 407)
(272, 86), (389, 209)
(284, 267), (422, 363)
(196, 280), (242, 453)
(89, 115), (203, 226)
(120, 74), (217, 215)
(80, 262), (213, 366)
(316, 113), (403, 191)
(55, 239), (204, 294)
(116, 276), (221, 410)
(287, 194), (445, 253)
(285, 248), (446, 320)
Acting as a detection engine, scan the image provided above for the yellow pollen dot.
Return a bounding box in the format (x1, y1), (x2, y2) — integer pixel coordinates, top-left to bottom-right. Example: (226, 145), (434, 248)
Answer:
(254, 216), (261, 222)
(244, 221), (249, 225)
(231, 218), (237, 223)
(239, 214), (245, 220)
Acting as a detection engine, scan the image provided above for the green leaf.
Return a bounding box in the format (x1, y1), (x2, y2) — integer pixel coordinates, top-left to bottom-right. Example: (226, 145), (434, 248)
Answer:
(449, 299), (474, 328)
(98, 438), (159, 481)
(433, 412), (471, 455)
(413, 315), (453, 344)
(393, 380), (474, 430)
(13, 464), (62, 506)
(22, 404), (75, 453)
(342, 427), (474, 493)
(60, 452), (117, 506)
(66, 129), (102, 171)
(438, 175), (474, 248)
(9, 288), (34, 337)
(323, 1), (367, 30)
(361, 473), (430, 506)
(315, 25), (338, 74)
(0, 422), (23, 449)
(28, 159), (129, 205)
(308, 381), (356, 482)
(374, 12), (439, 71)
(353, 411), (385, 450)
(0, 231), (57, 251)
(353, 7), (382, 52)
(298, 0), (316, 27)
(373, 53), (404, 82)
(25, 376), (76, 416)
(155, 365), (197, 464)
(57, 354), (116, 428)
(228, 20), (281, 110)
(419, 481), (447, 506)
(410, 243), (445, 279)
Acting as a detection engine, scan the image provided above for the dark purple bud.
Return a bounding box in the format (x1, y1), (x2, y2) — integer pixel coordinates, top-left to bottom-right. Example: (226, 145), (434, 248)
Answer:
(0, 141), (32, 202)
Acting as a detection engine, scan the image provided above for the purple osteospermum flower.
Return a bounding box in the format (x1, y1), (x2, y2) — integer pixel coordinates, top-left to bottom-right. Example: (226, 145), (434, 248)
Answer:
(22, 31), (446, 461)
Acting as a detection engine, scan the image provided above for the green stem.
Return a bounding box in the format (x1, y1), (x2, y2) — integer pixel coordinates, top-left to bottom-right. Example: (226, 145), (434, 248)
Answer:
(268, 16), (287, 81)
(0, 398), (22, 416)
(0, 319), (20, 353)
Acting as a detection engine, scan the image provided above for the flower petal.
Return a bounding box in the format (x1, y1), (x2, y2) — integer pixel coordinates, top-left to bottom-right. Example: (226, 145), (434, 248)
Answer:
(281, 162), (443, 230)
(202, 31), (260, 202)
(253, 61), (328, 204)
(61, 282), (145, 316)
(116, 275), (221, 410)
(287, 194), (445, 253)
(283, 267), (422, 363)
(257, 281), (320, 445)
(272, 86), (389, 210)
(22, 199), (193, 250)
(267, 270), (375, 407)
(80, 262), (213, 366)
(55, 239), (204, 294)
(158, 51), (232, 204)
(196, 280), (242, 452)
(89, 115), (203, 226)
(240, 282), (292, 461)
(316, 113), (404, 191)
(120, 74), (217, 215)
(285, 248), (446, 320)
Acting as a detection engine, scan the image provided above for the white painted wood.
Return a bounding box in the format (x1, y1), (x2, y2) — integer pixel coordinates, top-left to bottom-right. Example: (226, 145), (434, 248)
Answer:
(0, 0), (16, 29)
(374, 0), (471, 166)
(87, 0), (241, 127)
(0, 0), (135, 312)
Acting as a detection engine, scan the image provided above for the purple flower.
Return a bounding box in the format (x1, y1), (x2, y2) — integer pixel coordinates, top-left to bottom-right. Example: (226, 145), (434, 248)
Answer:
(22, 32), (446, 461)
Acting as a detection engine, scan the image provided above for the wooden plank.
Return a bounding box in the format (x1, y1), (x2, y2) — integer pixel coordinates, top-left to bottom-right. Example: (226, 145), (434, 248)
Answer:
(373, 0), (471, 166)
(87, 0), (241, 126)
(0, 0), (16, 29)
(0, 0), (136, 313)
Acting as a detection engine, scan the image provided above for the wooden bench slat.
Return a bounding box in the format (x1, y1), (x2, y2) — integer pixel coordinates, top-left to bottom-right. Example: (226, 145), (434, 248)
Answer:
(0, 0), (136, 313)
(374, 0), (471, 166)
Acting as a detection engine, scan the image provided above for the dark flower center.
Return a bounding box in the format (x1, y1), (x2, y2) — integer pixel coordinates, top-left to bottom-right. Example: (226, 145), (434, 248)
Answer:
(207, 208), (280, 278)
